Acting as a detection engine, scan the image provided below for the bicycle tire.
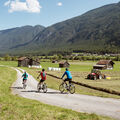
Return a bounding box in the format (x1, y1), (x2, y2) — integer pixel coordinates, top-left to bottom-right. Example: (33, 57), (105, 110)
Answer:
(59, 83), (65, 93)
(93, 76), (97, 80)
(43, 83), (47, 93)
(69, 84), (75, 94)
(37, 83), (41, 92)
(23, 83), (27, 89)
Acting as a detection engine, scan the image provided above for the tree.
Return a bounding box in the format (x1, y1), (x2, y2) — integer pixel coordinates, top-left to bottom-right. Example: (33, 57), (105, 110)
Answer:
(53, 55), (58, 60)
(11, 56), (17, 61)
(115, 55), (120, 61)
(4, 54), (11, 61)
(58, 54), (62, 60)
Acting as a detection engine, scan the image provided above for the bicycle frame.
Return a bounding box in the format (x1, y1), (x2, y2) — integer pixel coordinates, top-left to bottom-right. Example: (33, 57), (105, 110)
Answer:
(59, 80), (75, 94)
(37, 82), (47, 93)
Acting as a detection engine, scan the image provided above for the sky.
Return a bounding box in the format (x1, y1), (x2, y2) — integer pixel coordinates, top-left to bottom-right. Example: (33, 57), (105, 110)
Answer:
(0, 0), (120, 30)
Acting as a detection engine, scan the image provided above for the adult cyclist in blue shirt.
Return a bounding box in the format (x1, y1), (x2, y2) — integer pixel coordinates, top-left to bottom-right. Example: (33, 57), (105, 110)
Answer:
(61, 68), (72, 84)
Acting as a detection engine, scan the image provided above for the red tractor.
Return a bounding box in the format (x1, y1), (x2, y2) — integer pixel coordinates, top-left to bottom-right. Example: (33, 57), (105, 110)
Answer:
(87, 69), (106, 80)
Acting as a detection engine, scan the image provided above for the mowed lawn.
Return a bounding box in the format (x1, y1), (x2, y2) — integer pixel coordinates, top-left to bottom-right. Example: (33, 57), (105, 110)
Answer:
(0, 66), (113, 120)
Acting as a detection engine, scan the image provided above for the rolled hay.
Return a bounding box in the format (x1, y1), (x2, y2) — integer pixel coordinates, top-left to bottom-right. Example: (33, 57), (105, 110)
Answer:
(106, 77), (111, 80)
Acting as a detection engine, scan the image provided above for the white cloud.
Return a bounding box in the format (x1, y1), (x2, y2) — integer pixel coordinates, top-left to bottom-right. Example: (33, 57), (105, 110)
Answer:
(4, 0), (11, 6)
(4, 0), (42, 13)
(57, 2), (62, 7)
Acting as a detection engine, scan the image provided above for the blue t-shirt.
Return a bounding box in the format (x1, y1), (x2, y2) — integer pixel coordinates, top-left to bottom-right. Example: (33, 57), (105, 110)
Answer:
(62, 70), (72, 79)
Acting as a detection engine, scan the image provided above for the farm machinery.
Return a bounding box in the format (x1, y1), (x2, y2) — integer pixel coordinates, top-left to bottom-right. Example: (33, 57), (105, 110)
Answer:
(87, 69), (106, 80)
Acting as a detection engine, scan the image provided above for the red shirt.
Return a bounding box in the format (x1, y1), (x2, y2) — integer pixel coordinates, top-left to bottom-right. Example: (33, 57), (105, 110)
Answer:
(40, 72), (46, 80)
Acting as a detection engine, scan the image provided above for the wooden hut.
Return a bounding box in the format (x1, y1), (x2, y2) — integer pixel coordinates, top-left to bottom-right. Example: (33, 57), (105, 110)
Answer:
(52, 60), (58, 63)
(59, 61), (70, 68)
(18, 57), (40, 67)
(93, 60), (115, 70)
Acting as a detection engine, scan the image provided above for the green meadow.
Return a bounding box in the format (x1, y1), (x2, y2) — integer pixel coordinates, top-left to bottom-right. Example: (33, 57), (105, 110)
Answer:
(17, 60), (120, 99)
(0, 60), (120, 99)
(0, 65), (113, 120)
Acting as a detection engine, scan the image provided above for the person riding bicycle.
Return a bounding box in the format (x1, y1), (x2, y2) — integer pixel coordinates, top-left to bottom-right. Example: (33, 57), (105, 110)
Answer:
(61, 68), (72, 85)
(37, 68), (46, 85)
(22, 71), (28, 84)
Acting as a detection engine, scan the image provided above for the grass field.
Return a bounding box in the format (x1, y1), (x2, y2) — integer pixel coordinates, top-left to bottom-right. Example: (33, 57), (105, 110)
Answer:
(0, 66), (113, 120)
(0, 61), (17, 67)
(0, 60), (120, 99)
(21, 61), (120, 99)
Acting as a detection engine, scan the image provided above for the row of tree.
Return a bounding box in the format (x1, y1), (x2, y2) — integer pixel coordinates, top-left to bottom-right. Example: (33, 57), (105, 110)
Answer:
(1, 54), (120, 61)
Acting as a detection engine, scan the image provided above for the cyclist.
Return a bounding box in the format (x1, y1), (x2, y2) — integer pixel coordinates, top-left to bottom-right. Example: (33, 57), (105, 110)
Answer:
(61, 68), (72, 85)
(37, 68), (46, 85)
(22, 71), (28, 84)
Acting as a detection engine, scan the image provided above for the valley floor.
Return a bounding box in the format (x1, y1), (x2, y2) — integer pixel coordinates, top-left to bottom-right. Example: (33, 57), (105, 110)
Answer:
(12, 68), (120, 120)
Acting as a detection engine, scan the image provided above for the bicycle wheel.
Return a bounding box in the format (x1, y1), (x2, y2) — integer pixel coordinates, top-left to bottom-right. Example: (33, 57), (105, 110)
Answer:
(43, 83), (47, 93)
(93, 76), (97, 80)
(37, 83), (41, 92)
(69, 84), (75, 94)
(23, 83), (27, 89)
(59, 83), (65, 93)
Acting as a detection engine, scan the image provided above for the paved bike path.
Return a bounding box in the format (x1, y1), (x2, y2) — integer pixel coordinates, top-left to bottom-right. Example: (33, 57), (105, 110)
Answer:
(12, 68), (120, 120)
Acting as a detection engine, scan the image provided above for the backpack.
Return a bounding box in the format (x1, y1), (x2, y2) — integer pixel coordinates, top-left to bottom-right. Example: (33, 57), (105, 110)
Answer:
(41, 72), (46, 80)
(24, 73), (27, 78)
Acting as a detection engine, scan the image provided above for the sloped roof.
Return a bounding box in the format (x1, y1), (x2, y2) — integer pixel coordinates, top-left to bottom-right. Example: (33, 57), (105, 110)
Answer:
(97, 60), (114, 65)
(59, 61), (70, 65)
(18, 57), (40, 64)
(18, 57), (27, 61)
(93, 65), (106, 67)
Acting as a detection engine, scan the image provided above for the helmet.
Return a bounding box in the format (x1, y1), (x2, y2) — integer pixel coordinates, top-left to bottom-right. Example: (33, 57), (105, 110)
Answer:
(42, 68), (45, 72)
(66, 68), (68, 71)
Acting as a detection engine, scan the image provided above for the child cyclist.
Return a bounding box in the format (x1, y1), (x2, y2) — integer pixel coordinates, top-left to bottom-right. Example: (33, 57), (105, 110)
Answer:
(22, 71), (28, 84)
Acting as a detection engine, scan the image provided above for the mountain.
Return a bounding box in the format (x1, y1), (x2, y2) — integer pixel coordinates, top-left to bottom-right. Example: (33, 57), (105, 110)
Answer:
(0, 25), (45, 54)
(27, 2), (120, 54)
(1, 2), (120, 55)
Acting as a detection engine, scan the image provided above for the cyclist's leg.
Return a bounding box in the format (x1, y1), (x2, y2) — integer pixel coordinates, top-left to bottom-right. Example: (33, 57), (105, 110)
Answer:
(38, 79), (43, 90)
(68, 79), (72, 85)
(24, 79), (27, 84)
(64, 78), (68, 85)
(42, 80), (45, 88)
(22, 79), (24, 84)
(23, 79), (26, 84)
(39, 79), (44, 86)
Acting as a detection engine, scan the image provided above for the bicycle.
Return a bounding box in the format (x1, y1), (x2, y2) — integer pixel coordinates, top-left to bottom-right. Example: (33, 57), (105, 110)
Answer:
(23, 80), (27, 89)
(59, 80), (75, 94)
(37, 82), (47, 93)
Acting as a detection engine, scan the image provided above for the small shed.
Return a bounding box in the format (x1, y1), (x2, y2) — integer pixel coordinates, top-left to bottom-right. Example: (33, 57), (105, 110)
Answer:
(93, 60), (115, 70)
(93, 65), (106, 70)
(18, 57), (40, 67)
(59, 61), (70, 68)
(52, 60), (58, 63)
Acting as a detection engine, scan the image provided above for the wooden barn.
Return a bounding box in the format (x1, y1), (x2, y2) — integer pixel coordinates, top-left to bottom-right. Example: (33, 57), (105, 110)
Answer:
(52, 60), (58, 63)
(59, 61), (70, 68)
(93, 60), (115, 70)
(18, 57), (40, 67)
